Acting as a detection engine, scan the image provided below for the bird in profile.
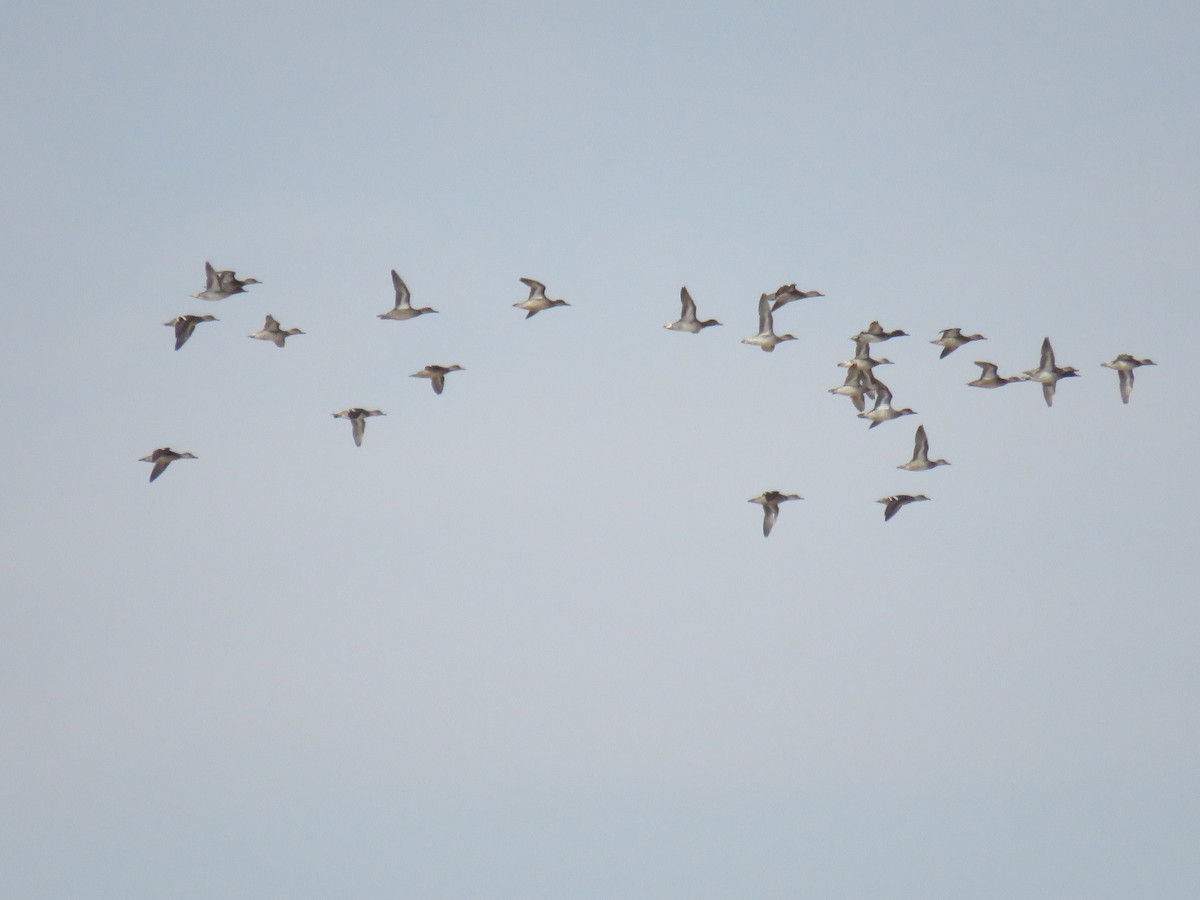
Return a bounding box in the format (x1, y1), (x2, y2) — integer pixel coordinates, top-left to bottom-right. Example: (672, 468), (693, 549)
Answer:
(216, 267), (261, 294)
(897, 425), (950, 471)
(839, 338), (893, 374)
(248, 314), (305, 347)
(513, 278), (569, 318)
(1023, 337), (1080, 407)
(1101, 354), (1156, 404)
(378, 270), (438, 320)
(769, 284), (824, 311)
(748, 490), (803, 537)
(931, 327), (985, 359)
(851, 320), (908, 344)
(192, 262), (260, 300)
(664, 287), (721, 332)
(967, 360), (1023, 389)
(164, 314), (217, 350)
(741, 294), (797, 352)
(140, 447), (197, 482)
(828, 367), (872, 412)
(877, 494), (929, 521)
(411, 364), (464, 395)
(857, 377), (916, 429)
(332, 408), (385, 447)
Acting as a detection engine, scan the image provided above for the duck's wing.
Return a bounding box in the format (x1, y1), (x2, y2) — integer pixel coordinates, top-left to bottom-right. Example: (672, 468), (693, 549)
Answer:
(431, 374), (445, 395)
(913, 425), (929, 462)
(769, 284), (795, 310)
(203, 262), (220, 291)
(262, 315), (280, 332)
(1119, 369), (1133, 404)
(975, 361), (999, 379)
(520, 278), (547, 300)
(756, 294), (773, 334)
(870, 378), (893, 409)
(1042, 381), (1056, 407)
(1039, 337), (1055, 370)
(762, 502), (778, 537)
(391, 270), (411, 308)
(883, 497), (903, 521)
(679, 286), (697, 322)
(173, 318), (193, 350)
(149, 456), (172, 482)
(351, 415), (365, 447)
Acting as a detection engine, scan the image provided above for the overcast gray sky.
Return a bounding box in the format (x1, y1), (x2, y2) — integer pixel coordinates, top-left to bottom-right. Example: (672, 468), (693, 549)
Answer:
(2, 1), (1198, 897)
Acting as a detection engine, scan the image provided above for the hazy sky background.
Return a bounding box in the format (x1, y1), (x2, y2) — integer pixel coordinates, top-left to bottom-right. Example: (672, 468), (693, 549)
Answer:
(3, 1), (1198, 897)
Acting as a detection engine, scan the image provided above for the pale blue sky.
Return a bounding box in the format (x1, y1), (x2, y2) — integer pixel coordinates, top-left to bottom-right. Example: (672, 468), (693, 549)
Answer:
(2, 1), (1198, 897)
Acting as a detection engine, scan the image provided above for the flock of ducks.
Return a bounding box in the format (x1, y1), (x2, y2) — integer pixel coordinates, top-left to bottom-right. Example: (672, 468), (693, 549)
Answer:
(147, 264), (469, 477)
(144, 266), (1157, 535)
(735, 283), (1155, 534)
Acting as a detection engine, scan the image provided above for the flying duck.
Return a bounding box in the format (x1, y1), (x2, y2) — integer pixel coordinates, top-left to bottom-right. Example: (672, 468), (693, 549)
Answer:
(967, 360), (1023, 389)
(164, 314), (217, 350)
(513, 278), (569, 318)
(931, 327), (985, 359)
(741, 294), (797, 352)
(839, 338), (893, 373)
(192, 262), (260, 301)
(828, 367), (872, 412)
(411, 364), (464, 395)
(897, 425), (950, 471)
(140, 447), (197, 482)
(856, 377), (916, 429)
(749, 490), (803, 537)
(1101, 354), (1156, 404)
(332, 408), (385, 447)
(1022, 337), (1080, 407)
(877, 494), (929, 522)
(665, 287), (721, 332)
(248, 315), (305, 347)
(851, 321), (908, 344)
(378, 270), (438, 320)
(769, 284), (824, 311)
